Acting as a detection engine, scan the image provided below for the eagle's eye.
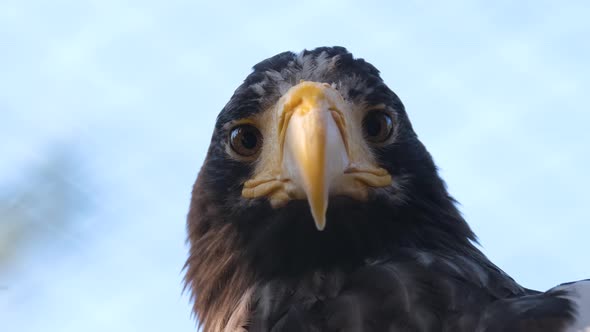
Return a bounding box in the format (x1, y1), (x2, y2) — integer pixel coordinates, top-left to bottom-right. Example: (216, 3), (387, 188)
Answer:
(363, 111), (393, 143)
(229, 124), (263, 157)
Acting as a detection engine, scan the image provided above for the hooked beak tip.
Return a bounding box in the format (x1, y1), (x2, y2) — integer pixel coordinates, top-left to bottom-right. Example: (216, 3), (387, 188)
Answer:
(311, 209), (327, 231)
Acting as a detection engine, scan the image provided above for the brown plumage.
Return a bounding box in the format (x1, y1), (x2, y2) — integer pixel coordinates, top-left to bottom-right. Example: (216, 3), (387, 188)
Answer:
(185, 175), (255, 331)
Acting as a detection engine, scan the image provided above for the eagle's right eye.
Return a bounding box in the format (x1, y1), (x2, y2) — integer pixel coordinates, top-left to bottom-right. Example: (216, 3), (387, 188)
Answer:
(229, 125), (263, 157)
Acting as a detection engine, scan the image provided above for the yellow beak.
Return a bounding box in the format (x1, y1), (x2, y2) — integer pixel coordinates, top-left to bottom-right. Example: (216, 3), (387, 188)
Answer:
(242, 81), (392, 231)
(281, 82), (349, 230)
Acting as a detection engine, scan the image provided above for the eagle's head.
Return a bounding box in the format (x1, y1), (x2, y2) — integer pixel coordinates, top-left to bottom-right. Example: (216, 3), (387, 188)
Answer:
(185, 47), (476, 330)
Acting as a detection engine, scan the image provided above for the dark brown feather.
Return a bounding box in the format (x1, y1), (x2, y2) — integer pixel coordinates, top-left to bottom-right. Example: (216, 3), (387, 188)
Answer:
(185, 173), (255, 331)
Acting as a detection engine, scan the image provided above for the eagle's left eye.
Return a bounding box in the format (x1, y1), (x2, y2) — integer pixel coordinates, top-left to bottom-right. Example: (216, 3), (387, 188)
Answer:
(363, 111), (393, 143)
(229, 124), (263, 157)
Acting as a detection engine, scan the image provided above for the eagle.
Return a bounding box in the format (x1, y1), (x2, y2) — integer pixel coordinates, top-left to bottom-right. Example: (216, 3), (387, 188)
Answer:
(184, 47), (589, 332)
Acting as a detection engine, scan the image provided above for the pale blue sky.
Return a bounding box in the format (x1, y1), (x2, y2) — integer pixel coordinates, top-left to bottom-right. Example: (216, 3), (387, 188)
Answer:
(1, 1), (589, 331)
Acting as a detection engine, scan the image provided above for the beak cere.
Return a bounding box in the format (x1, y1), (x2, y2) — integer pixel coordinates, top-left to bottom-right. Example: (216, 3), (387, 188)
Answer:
(281, 83), (349, 230)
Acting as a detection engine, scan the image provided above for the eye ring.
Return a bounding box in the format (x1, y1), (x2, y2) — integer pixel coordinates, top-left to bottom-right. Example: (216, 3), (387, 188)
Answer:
(228, 124), (263, 157)
(362, 111), (394, 143)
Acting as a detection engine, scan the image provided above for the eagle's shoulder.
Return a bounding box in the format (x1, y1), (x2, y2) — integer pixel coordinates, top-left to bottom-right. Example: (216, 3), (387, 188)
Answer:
(246, 249), (526, 331)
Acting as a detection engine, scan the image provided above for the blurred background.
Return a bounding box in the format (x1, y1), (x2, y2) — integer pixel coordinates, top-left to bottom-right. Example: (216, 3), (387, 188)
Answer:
(1, 0), (588, 330)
